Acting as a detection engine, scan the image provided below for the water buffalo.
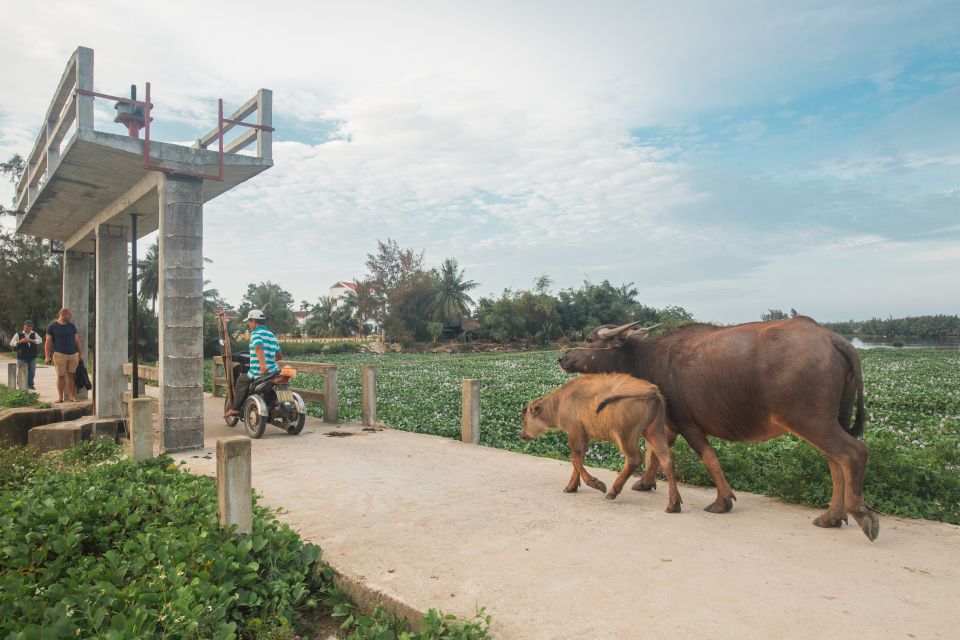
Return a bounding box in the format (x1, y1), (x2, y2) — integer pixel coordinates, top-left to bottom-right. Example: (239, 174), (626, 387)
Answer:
(520, 373), (681, 511)
(558, 316), (880, 541)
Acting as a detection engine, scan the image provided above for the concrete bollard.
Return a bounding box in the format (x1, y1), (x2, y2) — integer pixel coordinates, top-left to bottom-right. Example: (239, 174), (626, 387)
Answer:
(217, 436), (252, 535)
(461, 379), (480, 444)
(127, 397), (154, 463)
(6, 362), (16, 389)
(323, 365), (339, 423)
(16, 363), (29, 391)
(361, 365), (376, 426)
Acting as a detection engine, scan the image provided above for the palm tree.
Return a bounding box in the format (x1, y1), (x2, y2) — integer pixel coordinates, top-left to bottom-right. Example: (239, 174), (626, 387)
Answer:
(138, 241), (159, 312)
(430, 258), (478, 326)
(330, 293), (360, 337)
(304, 296), (335, 338)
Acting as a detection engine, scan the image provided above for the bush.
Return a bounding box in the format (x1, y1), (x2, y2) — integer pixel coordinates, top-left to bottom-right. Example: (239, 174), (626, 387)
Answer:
(0, 443), (492, 640)
(0, 385), (41, 409)
(233, 340), (364, 357)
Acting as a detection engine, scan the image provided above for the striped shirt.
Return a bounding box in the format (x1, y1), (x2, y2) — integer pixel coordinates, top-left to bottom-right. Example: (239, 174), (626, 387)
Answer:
(248, 326), (281, 377)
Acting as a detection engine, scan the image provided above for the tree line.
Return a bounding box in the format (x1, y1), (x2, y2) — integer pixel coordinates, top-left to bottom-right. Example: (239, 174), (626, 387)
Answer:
(230, 239), (693, 345)
(823, 315), (960, 341)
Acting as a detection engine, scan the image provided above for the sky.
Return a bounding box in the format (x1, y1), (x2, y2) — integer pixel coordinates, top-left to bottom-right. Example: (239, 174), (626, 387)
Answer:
(1, 0), (957, 323)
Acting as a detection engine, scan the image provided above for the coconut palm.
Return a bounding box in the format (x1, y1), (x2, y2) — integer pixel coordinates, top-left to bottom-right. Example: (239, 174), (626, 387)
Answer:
(430, 258), (478, 326)
(138, 242), (160, 312)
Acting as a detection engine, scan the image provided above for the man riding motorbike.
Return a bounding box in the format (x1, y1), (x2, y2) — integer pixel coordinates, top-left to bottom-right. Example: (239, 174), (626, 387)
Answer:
(224, 309), (283, 418)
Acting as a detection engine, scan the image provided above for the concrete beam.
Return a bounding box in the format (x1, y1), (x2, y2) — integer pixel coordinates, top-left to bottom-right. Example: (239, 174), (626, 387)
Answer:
(64, 172), (158, 251)
(95, 224), (129, 418)
(158, 174), (204, 452)
(62, 250), (90, 400)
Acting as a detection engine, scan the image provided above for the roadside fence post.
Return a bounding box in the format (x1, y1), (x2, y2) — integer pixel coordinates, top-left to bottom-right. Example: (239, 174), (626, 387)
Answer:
(461, 378), (480, 444)
(323, 365), (339, 423)
(217, 436), (252, 535)
(127, 397), (154, 463)
(362, 364), (376, 426)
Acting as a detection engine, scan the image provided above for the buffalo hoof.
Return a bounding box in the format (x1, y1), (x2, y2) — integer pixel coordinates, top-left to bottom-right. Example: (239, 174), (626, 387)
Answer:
(852, 510), (880, 542)
(812, 513), (847, 528)
(631, 479), (656, 492)
(665, 502), (681, 513)
(590, 480), (607, 493)
(703, 496), (734, 513)
(605, 492), (618, 500)
(563, 486), (579, 493)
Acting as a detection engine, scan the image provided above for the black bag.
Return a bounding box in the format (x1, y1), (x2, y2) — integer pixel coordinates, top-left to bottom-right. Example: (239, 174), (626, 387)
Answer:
(75, 359), (92, 391)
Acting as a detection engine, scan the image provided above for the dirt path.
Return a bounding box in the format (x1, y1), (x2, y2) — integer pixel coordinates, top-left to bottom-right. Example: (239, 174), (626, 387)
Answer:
(177, 407), (960, 640)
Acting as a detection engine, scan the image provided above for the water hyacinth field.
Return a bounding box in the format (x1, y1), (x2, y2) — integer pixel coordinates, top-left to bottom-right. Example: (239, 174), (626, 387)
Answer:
(287, 349), (959, 525)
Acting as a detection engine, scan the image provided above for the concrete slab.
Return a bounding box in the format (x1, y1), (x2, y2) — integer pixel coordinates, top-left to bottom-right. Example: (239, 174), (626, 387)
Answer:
(177, 400), (960, 640)
(16, 128), (272, 246)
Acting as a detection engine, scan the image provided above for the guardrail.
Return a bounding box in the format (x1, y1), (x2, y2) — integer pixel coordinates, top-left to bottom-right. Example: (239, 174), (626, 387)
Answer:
(15, 47), (95, 216)
(213, 357), (340, 423)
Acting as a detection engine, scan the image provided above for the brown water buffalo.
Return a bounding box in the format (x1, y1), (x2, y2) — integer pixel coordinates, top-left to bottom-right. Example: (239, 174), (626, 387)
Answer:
(558, 316), (879, 541)
(520, 373), (681, 512)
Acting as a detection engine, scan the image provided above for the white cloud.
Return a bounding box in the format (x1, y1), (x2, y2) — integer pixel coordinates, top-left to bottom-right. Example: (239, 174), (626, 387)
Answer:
(2, 0), (958, 322)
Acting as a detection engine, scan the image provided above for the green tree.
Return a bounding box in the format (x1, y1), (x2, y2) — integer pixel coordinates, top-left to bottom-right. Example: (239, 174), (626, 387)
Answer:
(0, 154), (25, 217)
(430, 258), (478, 327)
(761, 308), (789, 322)
(0, 229), (63, 340)
(363, 239), (424, 327)
(138, 241), (159, 312)
(237, 282), (297, 335)
(382, 271), (435, 344)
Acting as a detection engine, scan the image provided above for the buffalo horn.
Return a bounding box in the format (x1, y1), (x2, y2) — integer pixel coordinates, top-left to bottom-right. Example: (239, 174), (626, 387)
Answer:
(628, 322), (661, 336)
(597, 320), (643, 339)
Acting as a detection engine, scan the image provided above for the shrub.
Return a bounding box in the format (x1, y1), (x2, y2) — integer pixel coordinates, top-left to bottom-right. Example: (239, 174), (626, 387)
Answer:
(0, 443), (493, 640)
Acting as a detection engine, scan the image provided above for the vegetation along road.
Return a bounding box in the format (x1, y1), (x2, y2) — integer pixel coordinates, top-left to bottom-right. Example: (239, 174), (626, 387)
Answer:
(280, 348), (960, 525)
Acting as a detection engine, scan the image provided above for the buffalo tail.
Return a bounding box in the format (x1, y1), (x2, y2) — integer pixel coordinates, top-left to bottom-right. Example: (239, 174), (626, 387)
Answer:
(833, 337), (866, 438)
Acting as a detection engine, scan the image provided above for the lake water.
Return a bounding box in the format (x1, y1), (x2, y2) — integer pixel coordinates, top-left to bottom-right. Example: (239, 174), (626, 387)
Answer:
(850, 337), (960, 351)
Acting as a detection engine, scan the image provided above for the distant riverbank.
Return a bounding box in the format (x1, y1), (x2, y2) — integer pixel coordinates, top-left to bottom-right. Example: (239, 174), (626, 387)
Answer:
(851, 337), (960, 351)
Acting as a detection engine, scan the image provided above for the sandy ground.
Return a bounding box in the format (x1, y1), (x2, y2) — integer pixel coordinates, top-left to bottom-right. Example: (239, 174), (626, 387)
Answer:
(9, 355), (958, 639)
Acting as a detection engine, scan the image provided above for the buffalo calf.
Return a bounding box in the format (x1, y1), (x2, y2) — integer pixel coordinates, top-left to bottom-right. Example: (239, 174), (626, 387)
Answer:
(520, 373), (681, 512)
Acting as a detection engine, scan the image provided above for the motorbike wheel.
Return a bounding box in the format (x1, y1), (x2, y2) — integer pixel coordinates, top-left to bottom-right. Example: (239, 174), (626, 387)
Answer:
(286, 412), (305, 435)
(224, 397), (239, 427)
(243, 397), (266, 439)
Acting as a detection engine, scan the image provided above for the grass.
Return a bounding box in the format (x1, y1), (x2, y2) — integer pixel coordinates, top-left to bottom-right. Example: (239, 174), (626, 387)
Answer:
(274, 348), (960, 525)
(0, 384), (49, 409)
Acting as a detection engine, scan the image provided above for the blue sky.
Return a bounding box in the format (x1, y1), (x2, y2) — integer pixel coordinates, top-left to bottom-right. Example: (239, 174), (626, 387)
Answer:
(1, 0), (957, 323)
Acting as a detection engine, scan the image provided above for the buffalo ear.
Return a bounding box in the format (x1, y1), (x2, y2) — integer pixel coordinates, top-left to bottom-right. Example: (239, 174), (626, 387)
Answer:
(530, 401), (542, 416)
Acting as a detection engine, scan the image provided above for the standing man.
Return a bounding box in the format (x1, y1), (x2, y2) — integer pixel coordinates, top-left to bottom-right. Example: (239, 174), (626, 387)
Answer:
(45, 308), (83, 403)
(9, 320), (43, 390)
(224, 309), (282, 418)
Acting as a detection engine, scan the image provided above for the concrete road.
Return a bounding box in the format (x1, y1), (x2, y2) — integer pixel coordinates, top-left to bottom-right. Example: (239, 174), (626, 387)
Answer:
(177, 403), (960, 640)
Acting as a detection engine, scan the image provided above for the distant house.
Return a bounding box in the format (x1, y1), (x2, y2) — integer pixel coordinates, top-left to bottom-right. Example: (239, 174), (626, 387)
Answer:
(294, 310), (310, 329)
(329, 281), (358, 309)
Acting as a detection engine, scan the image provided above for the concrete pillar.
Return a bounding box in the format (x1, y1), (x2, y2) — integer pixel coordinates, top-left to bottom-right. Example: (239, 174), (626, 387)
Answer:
(217, 436), (252, 535)
(75, 47), (94, 130)
(127, 397), (153, 463)
(157, 175), (205, 451)
(462, 379), (480, 444)
(95, 224), (128, 418)
(6, 363), (16, 389)
(256, 89), (272, 159)
(323, 365), (338, 423)
(361, 365), (376, 426)
(16, 364), (28, 391)
(63, 250), (90, 400)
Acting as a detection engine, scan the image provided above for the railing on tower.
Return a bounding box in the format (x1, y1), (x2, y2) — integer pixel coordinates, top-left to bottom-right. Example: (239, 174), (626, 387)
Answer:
(15, 46), (274, 220)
